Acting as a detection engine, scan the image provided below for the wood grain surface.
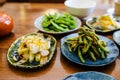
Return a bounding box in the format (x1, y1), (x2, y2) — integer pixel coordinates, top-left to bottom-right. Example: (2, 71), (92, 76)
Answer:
(0, 0), (120, 80)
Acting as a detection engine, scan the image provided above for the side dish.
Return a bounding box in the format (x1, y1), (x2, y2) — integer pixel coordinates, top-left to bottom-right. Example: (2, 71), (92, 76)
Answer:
(7, 33), (56, 69)
(65, 26), (109, 63)
(41, 12), (76, 32)
(86, 14), (120, 32)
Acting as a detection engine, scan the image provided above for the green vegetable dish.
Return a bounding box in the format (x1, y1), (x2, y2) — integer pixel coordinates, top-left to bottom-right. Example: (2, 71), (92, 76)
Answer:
(65, 26), (109, 63)
(7, 33), (56, 69)
(41, 13), (76, 32)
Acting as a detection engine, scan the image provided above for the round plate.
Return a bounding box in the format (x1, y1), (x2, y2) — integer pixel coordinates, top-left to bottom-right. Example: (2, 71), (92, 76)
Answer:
(86, 16), (120, 33)
(60, 33), (119, 67)
(113, 30), (120, 46)
(63, 71), (116, 80)
(34, 16), (81, 34)
(7, 33), (57, 69)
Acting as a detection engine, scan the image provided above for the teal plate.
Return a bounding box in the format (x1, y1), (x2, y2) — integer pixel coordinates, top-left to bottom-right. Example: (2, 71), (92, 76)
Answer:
(7, 33), (57, 69)
(63, 71), (116, 80)
(60, 33), (119, 67)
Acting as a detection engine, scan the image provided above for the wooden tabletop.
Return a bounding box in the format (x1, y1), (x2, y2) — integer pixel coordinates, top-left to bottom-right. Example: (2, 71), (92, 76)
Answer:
(0, 1), (120, 80)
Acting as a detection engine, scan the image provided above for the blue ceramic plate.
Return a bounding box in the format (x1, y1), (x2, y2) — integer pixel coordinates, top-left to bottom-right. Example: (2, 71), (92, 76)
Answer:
(63, 71), (116, 80)
(60, 33), (119, 67)
(113, 30), (120, 46)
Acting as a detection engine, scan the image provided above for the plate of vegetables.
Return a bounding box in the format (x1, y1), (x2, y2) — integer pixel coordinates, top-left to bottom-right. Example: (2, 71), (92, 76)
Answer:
(34, 13), (81, 34)
(60, 26), (119, 66)
(63, 71), (116, 80)
(7, 33), (56, 69)
(86, 14), (120, 33)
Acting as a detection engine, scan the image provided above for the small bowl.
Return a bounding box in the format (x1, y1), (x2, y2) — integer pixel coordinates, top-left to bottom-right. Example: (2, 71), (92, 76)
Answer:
(64, 0), (96, 18)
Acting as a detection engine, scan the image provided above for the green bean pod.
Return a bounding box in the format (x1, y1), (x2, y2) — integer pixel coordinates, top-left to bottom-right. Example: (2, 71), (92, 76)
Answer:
(88, 50), (96, 61)
(78, 47), (85, 63)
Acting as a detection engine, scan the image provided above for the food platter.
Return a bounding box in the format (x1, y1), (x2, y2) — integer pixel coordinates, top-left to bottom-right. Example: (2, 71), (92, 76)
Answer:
(86, 14), (120, 33)
(34, 15), (81, 34)
(7, 33), (56, 69)
(63, 71), (116, 80)
(60, 33), (119, 67)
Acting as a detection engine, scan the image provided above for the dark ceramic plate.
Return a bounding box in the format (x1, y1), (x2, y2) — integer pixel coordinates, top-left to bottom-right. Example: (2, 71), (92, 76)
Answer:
(86, 15), (120, 33)
(7, 33), (57, 69)
(60, 33), (119, 67)
(63, 71), (116, 80)
(113, 30), (120, 46)
(34, 16), (81, 34)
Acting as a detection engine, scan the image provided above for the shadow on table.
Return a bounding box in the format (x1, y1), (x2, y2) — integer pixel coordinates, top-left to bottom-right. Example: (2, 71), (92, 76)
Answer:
(37, 30), (78, 40)
(60, 53), (116, 75)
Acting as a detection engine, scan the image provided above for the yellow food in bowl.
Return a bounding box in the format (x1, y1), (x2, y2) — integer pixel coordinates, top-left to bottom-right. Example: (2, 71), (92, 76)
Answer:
(97, 15), (117, 30)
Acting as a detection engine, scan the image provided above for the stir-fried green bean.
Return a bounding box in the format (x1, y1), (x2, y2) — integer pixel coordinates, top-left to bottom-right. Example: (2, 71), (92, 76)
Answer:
(65, 26), (109, 63)
(41, 12), (76, 32)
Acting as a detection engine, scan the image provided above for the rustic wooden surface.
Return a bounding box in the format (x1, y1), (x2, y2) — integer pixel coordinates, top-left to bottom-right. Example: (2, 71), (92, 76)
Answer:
(0, 0), (120, 80)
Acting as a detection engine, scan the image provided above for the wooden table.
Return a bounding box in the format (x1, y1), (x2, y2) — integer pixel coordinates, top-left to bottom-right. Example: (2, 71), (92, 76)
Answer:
(0, 1), (120, 80)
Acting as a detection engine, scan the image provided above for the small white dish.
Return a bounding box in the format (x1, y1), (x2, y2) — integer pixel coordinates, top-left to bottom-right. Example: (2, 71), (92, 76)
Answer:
(34, 16), (81, 34)
(107, 8), (114, 16)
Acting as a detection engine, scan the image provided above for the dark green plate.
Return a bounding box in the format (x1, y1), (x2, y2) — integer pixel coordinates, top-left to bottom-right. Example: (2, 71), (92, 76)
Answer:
(7, 33), (56, 69)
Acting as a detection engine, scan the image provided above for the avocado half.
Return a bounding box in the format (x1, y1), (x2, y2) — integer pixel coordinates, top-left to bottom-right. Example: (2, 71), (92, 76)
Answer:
(7, 33), (57, 69)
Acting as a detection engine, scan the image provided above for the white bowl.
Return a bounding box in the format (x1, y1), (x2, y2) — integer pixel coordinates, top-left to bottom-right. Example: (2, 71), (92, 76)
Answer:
(64, 0), (96, 18)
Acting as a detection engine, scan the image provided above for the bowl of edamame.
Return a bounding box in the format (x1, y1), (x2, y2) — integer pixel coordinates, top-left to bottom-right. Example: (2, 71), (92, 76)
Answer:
(34, 13), (81, 34)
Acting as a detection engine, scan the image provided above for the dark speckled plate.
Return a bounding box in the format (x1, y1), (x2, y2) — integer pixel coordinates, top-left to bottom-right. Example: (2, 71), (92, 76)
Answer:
(63, 71), (116, 80)
(60, 33), (119, 67)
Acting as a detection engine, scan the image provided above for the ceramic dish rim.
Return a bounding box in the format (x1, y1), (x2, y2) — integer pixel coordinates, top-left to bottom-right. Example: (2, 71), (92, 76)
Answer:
(34, 15), (81, 34)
